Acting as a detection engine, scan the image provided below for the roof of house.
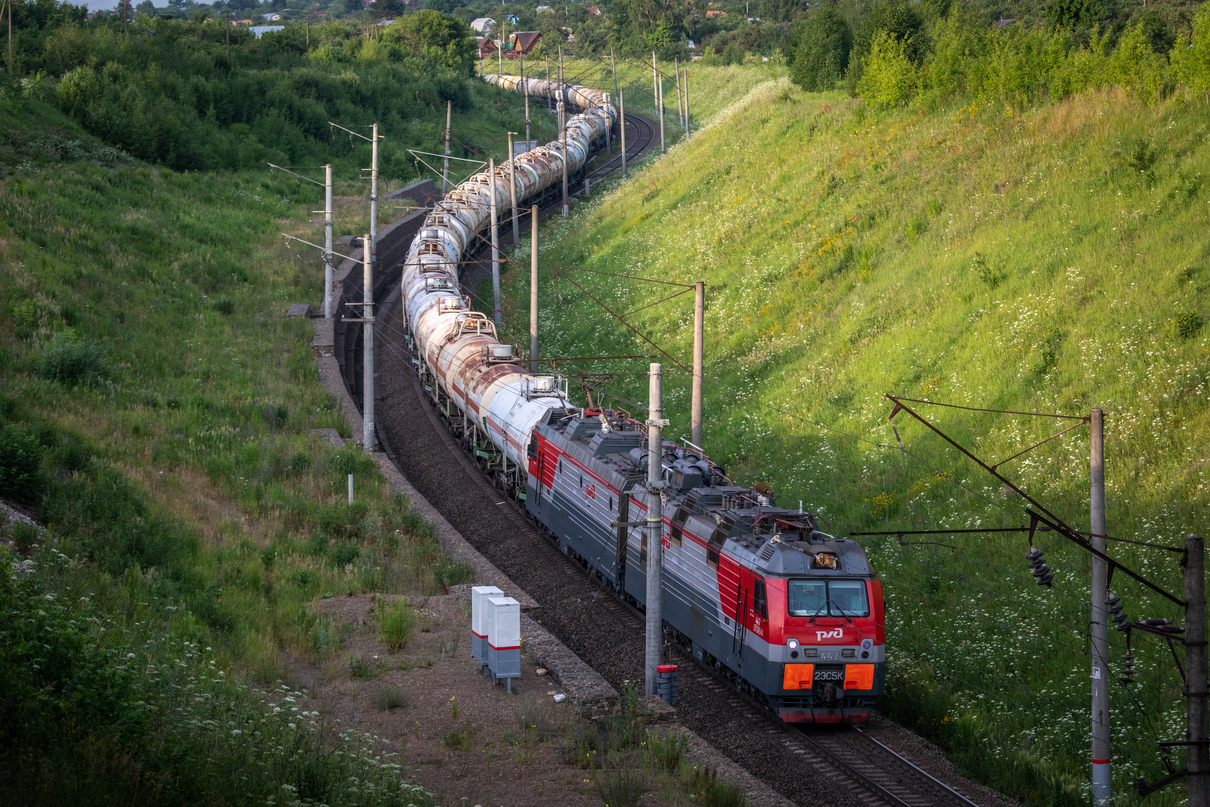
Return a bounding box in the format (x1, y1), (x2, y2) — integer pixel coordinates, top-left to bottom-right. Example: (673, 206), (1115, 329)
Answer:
(476, 36), (498, 54)
(706, 9), (726, 16)
(510, 30), (542, 54)
(586, 6), (600, 13)
(470, 17), (494, 32)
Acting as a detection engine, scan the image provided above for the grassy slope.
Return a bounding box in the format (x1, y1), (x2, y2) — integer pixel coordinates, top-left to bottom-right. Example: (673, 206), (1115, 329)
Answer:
(0, 83), (529, 804)
(498, 68), (1210, 804)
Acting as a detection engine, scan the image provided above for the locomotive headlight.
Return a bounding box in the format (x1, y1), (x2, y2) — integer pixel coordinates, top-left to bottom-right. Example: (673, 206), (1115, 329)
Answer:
(787, 638), (799, 650)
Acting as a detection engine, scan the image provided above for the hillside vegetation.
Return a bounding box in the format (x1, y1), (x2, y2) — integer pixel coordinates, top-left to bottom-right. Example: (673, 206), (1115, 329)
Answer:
(498, 60), (1210, 804)
(0, 61), (530, 800)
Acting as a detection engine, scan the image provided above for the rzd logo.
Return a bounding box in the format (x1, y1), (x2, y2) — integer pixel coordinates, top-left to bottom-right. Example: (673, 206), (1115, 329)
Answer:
(816, 628), (844, 641)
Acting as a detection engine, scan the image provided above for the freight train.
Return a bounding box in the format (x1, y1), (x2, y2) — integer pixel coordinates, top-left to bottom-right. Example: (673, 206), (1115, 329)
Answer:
(398, 75), (885, 722)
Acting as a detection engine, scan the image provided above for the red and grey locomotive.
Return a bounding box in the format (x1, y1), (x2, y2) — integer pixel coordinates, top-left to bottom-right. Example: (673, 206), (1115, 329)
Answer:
(526, 408), (884, 723)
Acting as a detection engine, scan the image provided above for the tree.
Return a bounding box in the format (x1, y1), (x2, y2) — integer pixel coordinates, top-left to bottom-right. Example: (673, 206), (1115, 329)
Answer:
(846, 0), (925, 93)
(856, 29), (917, 107)
(384, 9), (475, 73)
(789, 4), (852, 91)
(1171, 2), (1210, 103)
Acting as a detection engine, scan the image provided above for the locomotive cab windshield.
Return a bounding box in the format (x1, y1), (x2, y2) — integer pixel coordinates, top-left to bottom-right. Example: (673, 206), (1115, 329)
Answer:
(788, 579), (870, 618)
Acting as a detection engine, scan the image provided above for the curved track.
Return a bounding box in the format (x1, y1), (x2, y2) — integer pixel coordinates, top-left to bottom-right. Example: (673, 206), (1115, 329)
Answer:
(369, 107), (996, 807)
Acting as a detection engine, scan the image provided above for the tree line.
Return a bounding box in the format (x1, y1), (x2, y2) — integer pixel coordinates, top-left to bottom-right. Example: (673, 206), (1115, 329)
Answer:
(4, 2), (488, 173)
(787, 0), (1210, 108)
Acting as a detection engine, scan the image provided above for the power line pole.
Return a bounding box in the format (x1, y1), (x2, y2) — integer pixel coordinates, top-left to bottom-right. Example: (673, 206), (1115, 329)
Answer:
(361, 233), (376, 453)
(489, 156), (501, 327)
(1188, 534), (1209, 807)
(645, 362), (667, 697)
(442, 100), (451, 196)
(508, 132), (519, 255)
(691, 281), (704, 451)
(530, 204), (539, 373)
(1091, 408), (1110, 807)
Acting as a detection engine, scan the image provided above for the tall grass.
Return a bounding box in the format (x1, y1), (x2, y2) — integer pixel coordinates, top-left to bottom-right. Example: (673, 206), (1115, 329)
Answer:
(497, 70), (1210, 804)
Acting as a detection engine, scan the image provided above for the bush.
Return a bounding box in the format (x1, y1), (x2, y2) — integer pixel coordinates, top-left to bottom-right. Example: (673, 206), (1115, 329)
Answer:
(596, 766), (643, 807)
(857, 32), (919, 108)
(378, 598), (416, 651)
(0, 426), (46, 506)
(34, 335), (112, 388)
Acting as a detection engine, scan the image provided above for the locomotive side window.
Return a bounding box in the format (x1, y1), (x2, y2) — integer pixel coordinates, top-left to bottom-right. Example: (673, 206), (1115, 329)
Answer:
(753, 579), (769, 620)
(707, 517), (733, 569)
(788, 580), (869, 618)
(528, 437), (538, 459)
(670, 507), (688, 546)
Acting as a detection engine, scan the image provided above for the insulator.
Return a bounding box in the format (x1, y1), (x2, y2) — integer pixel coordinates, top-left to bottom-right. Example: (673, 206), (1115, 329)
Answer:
(1119, 651), (1136, 687)
(1026, 548), (1053, 587)
(1107, 594), (1131, 630)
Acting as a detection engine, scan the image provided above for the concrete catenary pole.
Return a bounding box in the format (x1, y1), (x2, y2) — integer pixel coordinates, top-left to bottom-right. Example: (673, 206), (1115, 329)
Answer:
(442, 100), (452, 196)
(530, 204), (539, 373)
(645, 363), (666, 697)
(652, 51), (658, 103)
(508, 132), (520, 255)
(677, 56), (687, 130)
(691, 281), (704, 451)
(559, 100), (568, 218)
(522, 57), (531, 142)
(1090, 408), (1110, 807)
(611, 45), (620, 106)
(489, 157), (501, 327)
(657, 70), (665, 154)
(324, 164), (333, 319)
(684, 69), (690, 138)
(370, 123), (379, 273)
(620, 89), (627, 180)
(362, 233), (375, 453)
(1188, 534), (1209, 807)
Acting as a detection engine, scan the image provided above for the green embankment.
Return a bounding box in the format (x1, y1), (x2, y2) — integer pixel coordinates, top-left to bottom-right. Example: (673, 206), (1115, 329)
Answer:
(498, 68), (1210, 804)
(0, 81), (521, 804)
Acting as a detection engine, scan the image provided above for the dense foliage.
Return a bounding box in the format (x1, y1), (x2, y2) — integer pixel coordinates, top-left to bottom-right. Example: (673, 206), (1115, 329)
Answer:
(6, 3), (491, 174)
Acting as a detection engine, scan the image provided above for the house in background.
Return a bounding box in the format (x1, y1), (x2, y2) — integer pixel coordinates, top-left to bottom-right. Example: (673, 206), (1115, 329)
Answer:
(706, 9), (726, 17)
(476, 37), (498, 58)
(470, 17), (495, 34)
(505, 31), (542, 59)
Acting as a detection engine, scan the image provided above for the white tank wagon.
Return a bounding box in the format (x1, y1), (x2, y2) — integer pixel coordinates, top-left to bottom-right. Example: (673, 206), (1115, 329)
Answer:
(399, 77), (616, 490)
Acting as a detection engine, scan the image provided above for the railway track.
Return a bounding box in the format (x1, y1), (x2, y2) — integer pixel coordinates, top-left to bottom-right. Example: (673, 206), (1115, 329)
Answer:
(793, 725), (983, 807)
(366, 106), (1002, 807)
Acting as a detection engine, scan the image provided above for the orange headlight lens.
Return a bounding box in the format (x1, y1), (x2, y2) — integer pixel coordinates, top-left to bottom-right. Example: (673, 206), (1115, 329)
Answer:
(843, 664), (875, 690)
(782, 663), (815, 690)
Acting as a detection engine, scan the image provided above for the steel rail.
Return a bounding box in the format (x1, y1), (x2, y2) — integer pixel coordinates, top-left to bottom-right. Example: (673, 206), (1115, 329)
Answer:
(852, 725), (981, 806)
(792, 729), (921, 807)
